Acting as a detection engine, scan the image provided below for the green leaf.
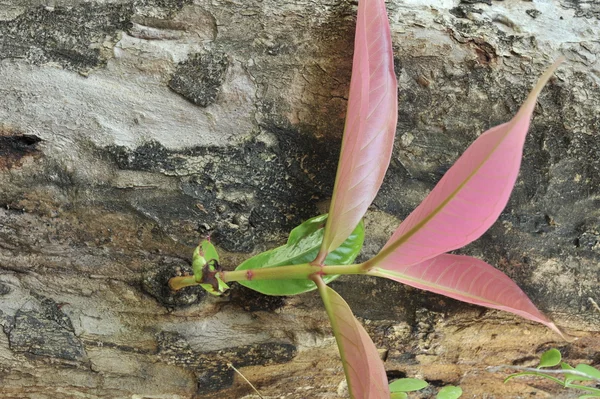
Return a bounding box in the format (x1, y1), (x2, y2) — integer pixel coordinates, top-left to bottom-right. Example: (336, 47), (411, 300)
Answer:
(565, 364), (600, 385)
(201, 240), (220, 263)
(389, 378), (428, 392)
(578, 395), (600, 399)
(575, 364), (600, 380)
(235, 214), (364, 295)
(191, 240), (228, 295)
(539, 348), (562, 368)
(565, 364), (600, 386)
(192, 240), (229, 295)
(192, 240), (220, 279)
(390, 393), (408, 399)
(437, 385), (463, 399)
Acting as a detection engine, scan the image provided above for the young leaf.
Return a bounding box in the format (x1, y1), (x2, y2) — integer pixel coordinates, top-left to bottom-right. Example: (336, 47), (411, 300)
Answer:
(191, 240), (229, 295)
(192, 239), (220, 279)
(389, 378), (428, 392)
(539, 348), (562, 368)
(316, 279), (390, 398)
(369, 60), (563, 269)
(390, 393), (408, 399)
(565, 364), (600, 383)
(236, 215), (364, 296)
(315, 0), (397, 264)
(575, 364), (600, 380)
(437, 386), (463, 399)
(368, 254), (564, 337)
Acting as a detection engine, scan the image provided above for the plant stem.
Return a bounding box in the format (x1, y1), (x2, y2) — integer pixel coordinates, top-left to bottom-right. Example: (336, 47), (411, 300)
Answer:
(220, 263), (364, 283)
(169, 263), (366, 291)
(168, 275), (198, 291)
(489, 366), (600, 383)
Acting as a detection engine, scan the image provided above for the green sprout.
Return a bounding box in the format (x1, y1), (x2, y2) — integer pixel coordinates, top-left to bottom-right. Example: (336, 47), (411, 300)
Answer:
(498, 348), (600, 398)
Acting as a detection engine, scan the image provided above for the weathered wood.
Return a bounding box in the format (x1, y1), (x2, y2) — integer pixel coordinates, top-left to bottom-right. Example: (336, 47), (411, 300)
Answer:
(1, 0), (599, 397)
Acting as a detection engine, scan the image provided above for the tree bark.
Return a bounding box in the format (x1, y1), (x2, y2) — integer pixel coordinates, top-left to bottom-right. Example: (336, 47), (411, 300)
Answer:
(0, 0), (599, 398)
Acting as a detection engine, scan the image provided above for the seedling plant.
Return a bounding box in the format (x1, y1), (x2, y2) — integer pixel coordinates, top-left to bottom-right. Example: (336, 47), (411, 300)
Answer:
(389, 378), (462, 399)
(500, 348), (600, 398)
(169, 0), (566, 396)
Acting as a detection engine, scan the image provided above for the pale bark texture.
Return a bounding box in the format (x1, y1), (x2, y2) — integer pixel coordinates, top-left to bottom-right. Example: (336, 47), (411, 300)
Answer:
(0, 0), (599, 398)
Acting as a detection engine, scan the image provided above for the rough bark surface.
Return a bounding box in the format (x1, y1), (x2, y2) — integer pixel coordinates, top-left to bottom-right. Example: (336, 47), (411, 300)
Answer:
(0, 0), (599, 398)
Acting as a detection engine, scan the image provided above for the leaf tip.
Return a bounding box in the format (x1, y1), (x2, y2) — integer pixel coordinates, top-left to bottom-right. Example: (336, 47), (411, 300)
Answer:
(522, 57), (565, 109)
(546, 321), (573, 342)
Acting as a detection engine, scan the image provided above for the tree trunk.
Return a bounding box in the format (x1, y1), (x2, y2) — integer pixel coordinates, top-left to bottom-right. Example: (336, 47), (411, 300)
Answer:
(0, 0), (599, 398)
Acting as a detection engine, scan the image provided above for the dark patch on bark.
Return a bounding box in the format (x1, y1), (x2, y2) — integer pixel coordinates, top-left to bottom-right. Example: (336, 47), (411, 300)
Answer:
(0, 133), (42, 170)
(450, 5), (484, 19)
(81, 338), (157, 355)
(0, 0), (198, 71)
(561, 0), (600, 19)
(142, 256), (207, 307)
(169, 50), (229, 107)
(228, 283), (286, 312)
(387, 351), (419, 366)
(386, 370), (408, 380)
(134, 0), (193, 12)
(526, 9), (542, 19)
(460, 0), (492, 4)
(0, 4), (133, 71)
(5, 294), (87, 362)
(330, 276), (475, 329)
(157, 331), (296, 393)
(0, 281), (11, 296)
(107, 126), (337, 252)
(472, 41), (497, 65)
(108, 140), (183, 173)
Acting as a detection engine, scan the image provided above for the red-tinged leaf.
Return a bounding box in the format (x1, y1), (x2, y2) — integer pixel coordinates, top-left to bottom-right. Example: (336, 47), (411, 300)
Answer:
(369, 60), (564, 268)
(316, 0), (397, 264)
(369, 254), (565, 338)
(316, 278), (390, 398)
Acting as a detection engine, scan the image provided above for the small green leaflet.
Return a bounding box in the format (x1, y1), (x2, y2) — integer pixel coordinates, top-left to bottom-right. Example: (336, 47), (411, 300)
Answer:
(388, 378), (462, 398)
(236, 214), (364, 295)
(574, 364), (600, 380)
(192, 239), (229, 295)
(192, 240), (220, 277)
(505, 348), (600, 397)
(539, 348), (562, 368)
(437, 385), (463, 399)
(389, 378), (428, 392)
(565, 364), (600, 384)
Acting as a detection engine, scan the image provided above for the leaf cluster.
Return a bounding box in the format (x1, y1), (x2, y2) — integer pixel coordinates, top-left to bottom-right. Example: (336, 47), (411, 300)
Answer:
(236, 215), (363, 295)
(505, 349), (600, 398)
(167, 0), (572, 397)
(389, 378), (462, 399)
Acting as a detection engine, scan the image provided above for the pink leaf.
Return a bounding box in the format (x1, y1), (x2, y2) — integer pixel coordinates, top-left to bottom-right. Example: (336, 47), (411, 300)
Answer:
(369, 254), (564, 338)
(369, 60), (563, 268)
(317, 280), (390, 398)
(316, 0), (397, 264)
